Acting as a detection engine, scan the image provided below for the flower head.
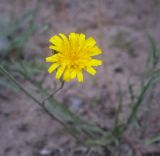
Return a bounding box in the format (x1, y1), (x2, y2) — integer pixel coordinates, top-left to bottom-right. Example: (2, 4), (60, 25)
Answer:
(46, 32), (102, 82)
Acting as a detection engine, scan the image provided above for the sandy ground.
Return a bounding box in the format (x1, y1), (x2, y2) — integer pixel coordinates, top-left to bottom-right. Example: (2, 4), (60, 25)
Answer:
(0, 0), (160, 156)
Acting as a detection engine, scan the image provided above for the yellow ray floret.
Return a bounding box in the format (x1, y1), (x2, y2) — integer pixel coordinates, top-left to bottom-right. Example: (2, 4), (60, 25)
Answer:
(46, 32), (102, 82)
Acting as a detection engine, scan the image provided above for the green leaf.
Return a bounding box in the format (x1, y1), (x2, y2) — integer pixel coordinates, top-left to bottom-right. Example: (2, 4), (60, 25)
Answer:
(146, 32), (159, 69)
(46, 99), (80, 123)
(7, 10), (36, 36)
(124, 72), (160, 131)
(0, 78), (19, 93)
(145, 134), (160, 145)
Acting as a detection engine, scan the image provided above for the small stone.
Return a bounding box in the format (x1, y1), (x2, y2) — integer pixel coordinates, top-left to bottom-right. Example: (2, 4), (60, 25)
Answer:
(70, 96), (83, 112)
(40, 149), (51, 155)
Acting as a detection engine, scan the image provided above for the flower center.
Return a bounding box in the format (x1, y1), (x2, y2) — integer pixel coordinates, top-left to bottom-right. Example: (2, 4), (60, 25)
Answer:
(69, 54), (82, 70)
(71, 63), (79, 69)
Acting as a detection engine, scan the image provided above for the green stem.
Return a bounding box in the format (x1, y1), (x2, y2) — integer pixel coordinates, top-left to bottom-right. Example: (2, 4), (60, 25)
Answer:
(96, 0), (104, 51)
(42, 80), (65, 103)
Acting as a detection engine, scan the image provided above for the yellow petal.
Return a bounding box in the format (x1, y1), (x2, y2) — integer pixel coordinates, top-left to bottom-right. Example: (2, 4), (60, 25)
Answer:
(69, 32), (77, 49)
(55, 65), (66, 79)
(71, 70), (77, 79)
(59, 33), (68, 42)
(81, 37), (97, 52)
(77, 71), (83, 82)
(48, 63), (59, 73)
(63, 69), (71, 82)
(85, 37), (96, 47)
(85, 67), (96, 75)
(78, 33), (85, 50)
(45, 55), (58, 62)
(79, 33), (85, 43)
(49, 45), (61, 52)
(88, 46), (102, 56)
(59, 33), (70, 52)
(49, 35), (62, 47)
(91, 59), (102, 66)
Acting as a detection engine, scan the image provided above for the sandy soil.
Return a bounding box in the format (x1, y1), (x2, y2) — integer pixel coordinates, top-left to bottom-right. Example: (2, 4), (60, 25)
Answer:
(0, 0), (160, 156)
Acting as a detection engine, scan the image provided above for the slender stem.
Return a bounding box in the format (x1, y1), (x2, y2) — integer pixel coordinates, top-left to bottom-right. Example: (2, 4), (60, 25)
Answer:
(96, 0), (103, 50)
(41, 80), (65, 103)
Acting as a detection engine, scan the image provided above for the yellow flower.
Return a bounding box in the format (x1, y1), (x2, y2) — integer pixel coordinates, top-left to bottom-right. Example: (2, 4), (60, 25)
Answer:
(46, 32), (102, 82)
